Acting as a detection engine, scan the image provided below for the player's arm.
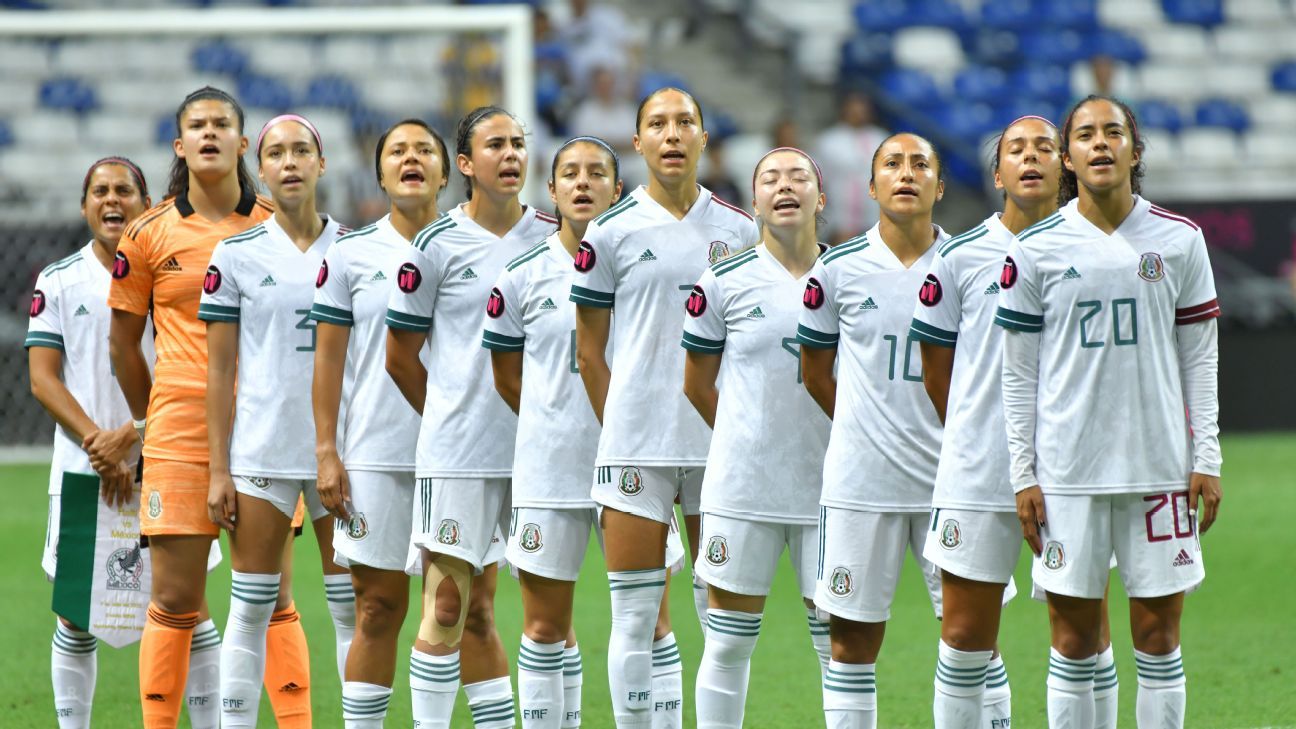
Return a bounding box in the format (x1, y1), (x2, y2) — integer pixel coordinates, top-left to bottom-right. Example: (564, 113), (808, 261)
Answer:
(1001, 327), (1045, 556)
(800, 345), (837, 419)
(385, 328), (428, 414)
(312, 322), (351, 520)
(573, 305), (612, 423)
(489, 351), (524, 415)
(205, 321), (239, 531)
(918, 342), (955, 424)
(108, 309), (153, 421)
(682, 351), (721, 429)
(1177, 317), (1222, 533)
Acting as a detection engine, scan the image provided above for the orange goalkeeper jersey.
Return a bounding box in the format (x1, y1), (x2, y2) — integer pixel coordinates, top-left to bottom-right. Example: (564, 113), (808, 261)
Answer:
(107, 187), (273, 462)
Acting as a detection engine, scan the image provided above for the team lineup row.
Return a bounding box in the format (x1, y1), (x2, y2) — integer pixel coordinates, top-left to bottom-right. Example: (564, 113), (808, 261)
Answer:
(27, 84), (1220, 729)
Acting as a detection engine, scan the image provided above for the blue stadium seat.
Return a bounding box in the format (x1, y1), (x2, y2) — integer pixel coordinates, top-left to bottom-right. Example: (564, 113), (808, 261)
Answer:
(304, 75), (360, 110)
(1272, 62), (1296, 93)
(1136, 99), (1186, 133)
(38, 78), (98, 113)
(962, 29), (1022, 67)
(0, 119), (14, 148)
(879, 68), (945, 110)
(1009, 65), (1071, 105)
(191, 40), (249, 77)
(979, 0), (1036, 31)
(840, 33), (894, 76)
(706, 110), (742, 141)
(1018, 29), (1091, 66)
(953, 65), (1011, 104)
(1161, 0), (1224, 27)
(237, 75), (294, 111)
(909, 0), (969, 31)
(637, 71), (689, 100)
(933, 102), (998, 139)
(1195, 98), (1250, 132)
(1090, 29), (1146, 65)
(155, 115), (174, 145)
(1038, 0), (1099, 30)
(853, 1), (911, 33)
(997, 97), (1065, 127)
(349, 107), (396, 137)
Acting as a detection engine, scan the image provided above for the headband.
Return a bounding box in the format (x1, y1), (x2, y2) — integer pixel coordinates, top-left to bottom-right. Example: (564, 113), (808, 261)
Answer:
(555, 135), (621, 177)
(83, 156), (148, 198)
(752, 146), (823, 193)
(1006, 114), (1057, 129)
(257, 114), (323, 157)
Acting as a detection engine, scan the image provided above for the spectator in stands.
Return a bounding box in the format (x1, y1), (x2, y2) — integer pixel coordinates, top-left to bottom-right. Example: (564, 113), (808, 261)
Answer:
(569, 66), (642, 188)
(772, 116), (801, 150)
(815, 90), (888, 243)
(561, 0), (640, 92)
(699, 140), (743, 208)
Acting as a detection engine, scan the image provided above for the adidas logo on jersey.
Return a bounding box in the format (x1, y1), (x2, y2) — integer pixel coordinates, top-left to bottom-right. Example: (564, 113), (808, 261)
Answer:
(746, 306), (765, 319)
(259, 275), (277, 287)
(1063, 266), (1082, 280)
(161, 257), (182, 272)
(1172, 548), (1195, 567)
(984, 282), (1000, 295)
(370, 270), (387, 282)
(858, 297), (878, 310)
(539, 297), (558, 311)
(74, 304), (90, 316)
(460, 268), (478, 280)
(638, 249), (657, 262)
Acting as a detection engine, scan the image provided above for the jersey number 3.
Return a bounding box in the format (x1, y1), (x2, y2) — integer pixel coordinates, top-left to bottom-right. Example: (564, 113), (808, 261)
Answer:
(295, 308), (317, 352)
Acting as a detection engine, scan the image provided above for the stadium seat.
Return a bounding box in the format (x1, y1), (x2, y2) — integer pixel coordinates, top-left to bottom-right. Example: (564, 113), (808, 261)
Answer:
(1270, 61), (1296, 92)
(1246, 95), (1296, 130)
(953, 65), (1011, 105)
(1213, 26), (1296, 63)
(1204, 62), (1272, 100)
(237, 74), (296, 111)
(1009, 65), (1071, 105)
(839, 32), (895, 76)
(191, 40), (250, 76)
(1097, 0), (1165, 29)
(0, 41), (51, 80)
(51, 40), (127, 79)
(12, 112), (80, 148)
(316, 37), (384, 75)
(893, 28), (966, 82)
(155, 116), (175, 146)
(853, 0), (910, 33)
(1090, 29), (1146, 64)
(246, 38), (317, 80)
(0, 80), (41, 114)
(932, 102), (998, 139)
(1138, 129), (1181, 169)
(1241, 129), (1296, 165)
(962, 29), (1022, 67)
(637, 71), (690, 100)
(1161, 0), (1225, 27)
(1135, 99), (1186, 133)
(39, 78), (99, 114)
(997, 97), (1065, 126)
(879, 68), (945, 110)
(1223, 0), (1290, 23)
(1177, 127), (1240, 167)
(1069, 59), (1144, 100)
(305, 75), (361, 110)
(1195, 98), (1251, 131)
(979, 0), (1036, 31)
(1135, 25), (1210, 63)
(1017, 29), (1091, 66)
(0, 120), (14, 148)
(907, 0), (968, 31)
(81, 111), (156, 149)
(1138, 62), (1214, 102)
(1039, 0), (1100, 30)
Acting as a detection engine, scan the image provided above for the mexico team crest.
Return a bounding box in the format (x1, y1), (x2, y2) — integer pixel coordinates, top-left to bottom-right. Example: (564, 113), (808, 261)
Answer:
(518, 523), (543, 553)
(705, 535), (729, 566)
(105, 545), (144, 591)
(147, 491), (162, 519)
(346, 512), (368, 540)
(618, 467), (644, 496)
(828, 566), (853, 596)
(1138, 252), (1165, 282)
(939, 519), (962, 550)
(436, 519), (461, 546)
(1043, 541), (1065, 571)
(707, 240), (730, 264)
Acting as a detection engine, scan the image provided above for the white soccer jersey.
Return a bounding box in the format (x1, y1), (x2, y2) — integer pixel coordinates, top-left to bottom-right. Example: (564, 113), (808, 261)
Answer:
(797, 223), (949, 512)
(569, 185), (760, 466)
(996, 196), (1221, 495)
(311, 214), (425, 472)
(26, 241), (155, 494)
(682, 244), (830, 524)
(198, 215), (344, 477)
(482, 233), (605, 508)
(386, 204), (558, 478)
(910, 214), (1016, 512)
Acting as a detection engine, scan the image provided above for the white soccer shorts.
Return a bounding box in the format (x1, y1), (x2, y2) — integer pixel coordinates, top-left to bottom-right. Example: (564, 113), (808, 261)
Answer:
(1031, 490), (1205, 600)
(815, 507), (943, 623)
(233, 475), (329, 522)
(507, 507), (598, 582)
(923, 508), (1023, 586)
(591, 465), (704, 524)
(409, 478), (509, 574)
(333, 470), (416, 572)
(694, 512), (819, 600)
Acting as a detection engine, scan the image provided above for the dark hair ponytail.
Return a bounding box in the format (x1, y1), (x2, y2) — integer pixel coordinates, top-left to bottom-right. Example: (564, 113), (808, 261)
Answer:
(454, 106), (523, 200)
(165, 86), (257, 200)
(1059, 94), (1145, 206)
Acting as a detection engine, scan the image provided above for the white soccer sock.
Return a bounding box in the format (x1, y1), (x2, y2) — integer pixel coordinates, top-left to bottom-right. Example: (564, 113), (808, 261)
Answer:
(186, 619), (222, 729)
(823, 660), (877, 729)
(518, 635), (565, 728)
(324, 573), (357, 683)
(982, 653), (1012, 729)
(51, 622), (97, 729)
(693, 578), (709, 635)
(1046, 648), (1096, 729)
(651, 633), (683, 729)
(607, 567), (666, 726)
(342, 681), (392, 728)
(465, 675), (517, 728)
(562, 644), (583, 728)
(806, 607), (831, 677)
(410, 649), (459, 729)
(696, 610), (762, 728)
(933, 640), (990, 729)
(1093, 645), (1119, 729)
(1135, 647), (1186, 729)
(220, 571), (280, 727)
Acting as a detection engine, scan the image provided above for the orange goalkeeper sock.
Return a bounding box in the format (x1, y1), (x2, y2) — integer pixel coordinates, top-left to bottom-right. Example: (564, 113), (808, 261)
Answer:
(263, 602), (312, 728)
(139, 603), (199, 729)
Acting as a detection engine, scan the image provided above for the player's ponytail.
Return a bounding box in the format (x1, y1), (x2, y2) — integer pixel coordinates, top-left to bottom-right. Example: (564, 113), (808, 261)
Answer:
(165, 86), (258, 201)
(1059, 94), (1145, 206)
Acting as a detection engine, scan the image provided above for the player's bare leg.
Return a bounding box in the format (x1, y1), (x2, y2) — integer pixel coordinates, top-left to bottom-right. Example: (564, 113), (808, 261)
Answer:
(603, 507), (669, 727)
(1130, 593), (1187, 729)
(519, 571), (577, 727)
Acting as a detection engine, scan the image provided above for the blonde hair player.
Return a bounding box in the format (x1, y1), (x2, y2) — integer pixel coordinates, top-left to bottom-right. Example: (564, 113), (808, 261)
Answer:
(386, 106), (558, 729)
(997, 95), (1221, 729)
(682, 147), (834, 728)
(311, 118), (449, 727)
(797, 132), (949, 728)
(200, 113), (353, 728)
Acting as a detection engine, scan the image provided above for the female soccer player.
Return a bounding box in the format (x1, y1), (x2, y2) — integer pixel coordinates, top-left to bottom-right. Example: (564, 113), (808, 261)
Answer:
(796, 132), (949, 728)
(200, 114), (353, 727)
(482, 136), (623, 729)
(682, 147), (833, 728)
(310, 118), (449, 727)
(107, 86), (281, 729)
(997, 95), (1220, 729)
(386, 106), (558, 729)
(28, 157), (151, 729)
(570, 86), (759, 728)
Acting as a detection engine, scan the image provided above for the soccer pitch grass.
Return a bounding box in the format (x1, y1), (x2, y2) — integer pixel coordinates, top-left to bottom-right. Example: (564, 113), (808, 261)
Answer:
(1, 434), (1292, 728)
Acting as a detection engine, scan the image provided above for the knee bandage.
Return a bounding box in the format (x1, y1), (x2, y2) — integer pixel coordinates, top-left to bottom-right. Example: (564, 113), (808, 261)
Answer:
(419, 558), (472, 648)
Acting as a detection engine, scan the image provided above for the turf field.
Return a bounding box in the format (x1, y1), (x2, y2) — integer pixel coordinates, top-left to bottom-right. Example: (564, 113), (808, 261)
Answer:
(2, 433), (1293, 728)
